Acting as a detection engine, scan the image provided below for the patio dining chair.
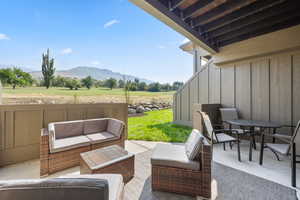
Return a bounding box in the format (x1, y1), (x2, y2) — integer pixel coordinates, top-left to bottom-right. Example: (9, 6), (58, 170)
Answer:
(259, 120), (300, 187)
(199, 111), (241, 161)
(220, 108), (259, 149)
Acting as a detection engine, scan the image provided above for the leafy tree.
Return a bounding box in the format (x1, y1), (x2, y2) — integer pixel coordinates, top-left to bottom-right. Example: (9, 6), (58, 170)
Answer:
(161, 83), (172, 91)
(118, 79), (125, 88)
(42, 49), (55, 89)
(81, 76), (94, 89)
(94, 80), (104, 88)
(137, 82), (147, 91)
(147, 82), (161, 92)
(104, 78), (117, 90)
(0, 68), (33, 89)
(172, 81), (184, 90)
(65, 78), (81, 90)
(52, 76), (67, 87)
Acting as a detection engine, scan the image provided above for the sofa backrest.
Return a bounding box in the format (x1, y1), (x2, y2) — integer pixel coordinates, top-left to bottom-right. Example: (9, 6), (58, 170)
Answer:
(0, 178), (109, 200)
(50, 120), (84, 139)
(84, 119), (108, 135)
(107, 118), (125, 138)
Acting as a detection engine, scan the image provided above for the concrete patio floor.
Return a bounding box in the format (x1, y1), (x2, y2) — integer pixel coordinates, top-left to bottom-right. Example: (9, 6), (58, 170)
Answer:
(0, 140), (299, 199)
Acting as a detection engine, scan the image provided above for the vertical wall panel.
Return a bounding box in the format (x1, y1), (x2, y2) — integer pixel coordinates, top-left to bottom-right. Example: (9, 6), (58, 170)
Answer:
(251, 58), (270, 121)
(5, 112), (14, 149)
(221, 64), (235, 107)
(190, 77), (198, 121)
(270, 54), (292, 126)
(199, 67), (209, 104)
(181, 85), (190, 122)
(293, 51), (300, 124)
(176, 93), (181, 121)
(235, 62), (251, 119)
(209, 64), (221, 104)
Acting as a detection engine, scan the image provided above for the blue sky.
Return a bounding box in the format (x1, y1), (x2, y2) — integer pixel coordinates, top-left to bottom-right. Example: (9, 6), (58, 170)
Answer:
(0, 0), (192, 83)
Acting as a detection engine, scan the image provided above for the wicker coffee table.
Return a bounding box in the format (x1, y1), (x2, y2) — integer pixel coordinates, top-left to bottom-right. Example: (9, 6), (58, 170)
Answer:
(80, 145), (135, 183)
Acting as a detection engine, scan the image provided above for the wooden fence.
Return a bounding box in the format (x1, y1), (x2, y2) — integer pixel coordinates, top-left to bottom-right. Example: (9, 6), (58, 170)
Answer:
(0, 103), (128, 166)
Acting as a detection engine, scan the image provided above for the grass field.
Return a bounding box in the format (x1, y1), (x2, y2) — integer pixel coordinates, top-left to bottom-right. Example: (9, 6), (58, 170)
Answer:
(128, 109), (192, 142)
(2, 87), (174, 104)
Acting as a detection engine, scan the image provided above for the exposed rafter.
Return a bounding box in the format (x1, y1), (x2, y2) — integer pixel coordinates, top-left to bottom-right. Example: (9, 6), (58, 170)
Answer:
(201, 0), (285, 33)
(169, 0), (186, 11)
(145, 0), (218, 51)
(182, 0), (214, 20)
(193, 0), (257, 27)
(216, 13), (300, 47)
(207, 1), (299, 39)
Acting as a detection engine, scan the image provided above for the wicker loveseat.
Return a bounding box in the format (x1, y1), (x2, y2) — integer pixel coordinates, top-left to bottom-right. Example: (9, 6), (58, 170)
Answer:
(40, 118), (125, 176)
(151, 129), (212, 198)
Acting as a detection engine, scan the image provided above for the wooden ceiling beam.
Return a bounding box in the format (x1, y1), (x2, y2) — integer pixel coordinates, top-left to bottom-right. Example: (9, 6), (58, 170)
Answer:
(182, 0), (214, 20)
(169, 0), (187, 11)
(208, 1), (299, 38)
(215, 13), (300, 47)
(201, 0), (285, 33)
(192, 0), (257, 27)
(144, 0), (218, 51)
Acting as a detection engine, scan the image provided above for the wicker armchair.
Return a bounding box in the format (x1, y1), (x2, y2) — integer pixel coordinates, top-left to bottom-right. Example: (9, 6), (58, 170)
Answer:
(151, 130), (212, 198)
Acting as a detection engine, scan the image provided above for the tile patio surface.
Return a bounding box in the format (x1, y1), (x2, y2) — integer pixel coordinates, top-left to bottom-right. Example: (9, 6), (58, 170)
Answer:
(0, 140), (299, 199)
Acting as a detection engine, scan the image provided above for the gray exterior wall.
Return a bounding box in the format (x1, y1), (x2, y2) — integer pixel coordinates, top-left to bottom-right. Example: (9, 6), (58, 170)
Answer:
(173, 48), (300, 134)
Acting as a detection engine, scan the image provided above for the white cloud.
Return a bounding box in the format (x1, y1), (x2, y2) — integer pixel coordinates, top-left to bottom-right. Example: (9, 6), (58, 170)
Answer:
(61, 48), (73, 55)
(0, 33), (10, 40)
(157, 45), (166, 49)
(104, 19), (120, 28)
(91, 61), (100, 66)
(181, 38), (190, 44)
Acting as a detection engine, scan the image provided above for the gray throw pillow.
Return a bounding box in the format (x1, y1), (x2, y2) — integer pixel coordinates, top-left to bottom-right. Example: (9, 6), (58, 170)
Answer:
(185, 129), (204, 160)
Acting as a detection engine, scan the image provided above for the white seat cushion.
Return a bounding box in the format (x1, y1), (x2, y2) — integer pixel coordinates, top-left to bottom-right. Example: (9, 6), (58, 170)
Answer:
(50, 135), (90, 153)
(151, 143), (200, 170)
(86, 132), (118, 144)
(266, 143), (290, 155)
(216, 133), (236, 143)
(185, 129), (204, 160)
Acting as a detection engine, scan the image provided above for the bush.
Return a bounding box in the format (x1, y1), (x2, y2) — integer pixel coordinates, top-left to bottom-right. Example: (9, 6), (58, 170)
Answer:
(65, 78), (81, 90)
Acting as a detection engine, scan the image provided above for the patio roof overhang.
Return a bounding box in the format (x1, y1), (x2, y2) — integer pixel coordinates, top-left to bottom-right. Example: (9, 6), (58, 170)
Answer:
(130, 0), (300, 55)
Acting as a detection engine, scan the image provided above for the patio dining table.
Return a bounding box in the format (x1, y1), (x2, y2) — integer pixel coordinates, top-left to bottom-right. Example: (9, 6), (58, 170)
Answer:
(225, 119), (281, 161)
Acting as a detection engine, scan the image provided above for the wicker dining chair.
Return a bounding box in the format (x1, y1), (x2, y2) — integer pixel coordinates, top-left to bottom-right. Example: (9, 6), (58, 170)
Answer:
(259, 120), (300, 187)
(200, 111), (241, 161)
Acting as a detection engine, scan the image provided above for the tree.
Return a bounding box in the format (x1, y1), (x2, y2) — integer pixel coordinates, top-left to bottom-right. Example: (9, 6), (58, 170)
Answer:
(0, 68), (33, 89)
(94, 80), (104, 88)
(42, 49), (55, 89)
(52, 76), (67, 87)
(148, 82), (161, 92)
(161, 83), (172, 91)
(104, 78), (117, 90)
(65, 78), (81, 90)
(118, 79), (125, 88)
(81, 76), (94, 89)
(137, 82), (147, 91)
(172, 81), (184, 90)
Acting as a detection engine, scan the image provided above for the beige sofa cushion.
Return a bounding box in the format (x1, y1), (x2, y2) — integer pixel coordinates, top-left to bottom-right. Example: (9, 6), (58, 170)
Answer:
(107, 119), (124, 138)
(61, 174), (124, 200)
(86, 132), (118, 144)
(50, 135), (90, 153)
(84, 119), (108, 135)
(51, 120), (84, 139)
(151, 143), (200, 170)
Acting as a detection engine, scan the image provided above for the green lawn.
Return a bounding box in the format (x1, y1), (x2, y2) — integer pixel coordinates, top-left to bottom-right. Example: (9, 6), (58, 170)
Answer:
(3, 87), (175, 97)
(128, 109), (192, 142)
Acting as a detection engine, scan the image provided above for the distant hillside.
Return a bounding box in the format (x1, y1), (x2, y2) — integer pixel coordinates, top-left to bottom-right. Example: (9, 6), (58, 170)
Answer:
(0, 64), (33, 72)
(30, 66), (153, 83)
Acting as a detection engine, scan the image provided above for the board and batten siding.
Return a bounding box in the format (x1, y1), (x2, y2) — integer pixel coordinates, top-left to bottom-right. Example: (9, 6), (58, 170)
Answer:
(173, 49), (300, 138)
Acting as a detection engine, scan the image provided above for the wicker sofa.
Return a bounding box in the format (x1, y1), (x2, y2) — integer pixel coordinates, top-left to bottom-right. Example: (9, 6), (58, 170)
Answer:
(151, 129), (212, 198)
(40, 118), (125, 176)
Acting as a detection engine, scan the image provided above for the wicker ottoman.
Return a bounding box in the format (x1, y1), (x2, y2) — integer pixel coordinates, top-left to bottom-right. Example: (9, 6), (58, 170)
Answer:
(80, 145), (135, 183)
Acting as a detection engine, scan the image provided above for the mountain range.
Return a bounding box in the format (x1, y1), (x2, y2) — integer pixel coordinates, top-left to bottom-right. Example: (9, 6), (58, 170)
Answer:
(0, 65), (153, 84)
